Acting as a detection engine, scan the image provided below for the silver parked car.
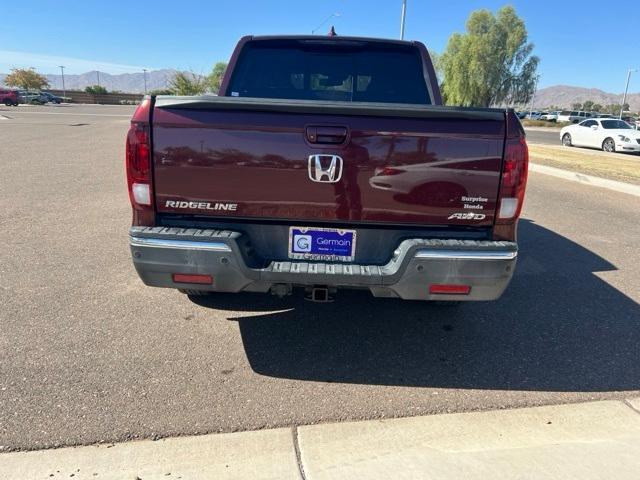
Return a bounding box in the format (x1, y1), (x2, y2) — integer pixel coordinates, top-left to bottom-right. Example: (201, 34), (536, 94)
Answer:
(556, 110), (594, 123)
(17, 91), (49, 105)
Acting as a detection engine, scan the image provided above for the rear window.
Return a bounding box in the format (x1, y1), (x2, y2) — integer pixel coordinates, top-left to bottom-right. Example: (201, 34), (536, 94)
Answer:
(228, 39), (431, 104)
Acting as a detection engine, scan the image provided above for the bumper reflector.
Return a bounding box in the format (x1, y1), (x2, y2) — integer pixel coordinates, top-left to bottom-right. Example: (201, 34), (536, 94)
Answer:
(172, 273), (213, 285)
(429, 284), (471, 295)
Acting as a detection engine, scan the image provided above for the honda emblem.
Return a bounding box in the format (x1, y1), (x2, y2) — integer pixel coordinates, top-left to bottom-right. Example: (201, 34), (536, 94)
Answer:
(308, 154), (343, 183)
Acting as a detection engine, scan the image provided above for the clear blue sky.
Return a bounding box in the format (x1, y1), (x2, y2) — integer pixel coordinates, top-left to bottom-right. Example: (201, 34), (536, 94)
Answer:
(1, 0), (637, 93)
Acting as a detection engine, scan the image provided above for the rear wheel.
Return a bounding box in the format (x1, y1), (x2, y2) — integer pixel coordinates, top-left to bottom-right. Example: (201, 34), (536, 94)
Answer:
(562, 133), (572, 147)
(602, 138), (616, 153)
(3, 99), (12, 106)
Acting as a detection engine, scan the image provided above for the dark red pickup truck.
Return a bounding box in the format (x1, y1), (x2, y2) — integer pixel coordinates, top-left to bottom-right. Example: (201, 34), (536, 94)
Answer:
(127, 35), (528, 302)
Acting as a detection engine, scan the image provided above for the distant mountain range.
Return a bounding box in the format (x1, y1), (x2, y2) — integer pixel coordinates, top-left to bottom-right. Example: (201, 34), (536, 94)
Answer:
(0, 69), (179, 93)
(534, 85), (640, 111)
(1, 70), (639, 110)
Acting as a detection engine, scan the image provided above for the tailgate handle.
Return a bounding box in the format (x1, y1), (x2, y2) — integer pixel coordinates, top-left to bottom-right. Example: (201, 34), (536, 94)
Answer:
(306, 126), (348, 144)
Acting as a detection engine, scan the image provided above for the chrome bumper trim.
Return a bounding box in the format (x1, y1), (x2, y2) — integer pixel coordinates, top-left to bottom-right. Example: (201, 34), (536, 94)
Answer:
(414, 249), (517, 260)
(129, 236), (232, 252)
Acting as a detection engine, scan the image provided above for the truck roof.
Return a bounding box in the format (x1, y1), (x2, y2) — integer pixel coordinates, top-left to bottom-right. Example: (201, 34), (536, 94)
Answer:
(246, 34), (420, 46)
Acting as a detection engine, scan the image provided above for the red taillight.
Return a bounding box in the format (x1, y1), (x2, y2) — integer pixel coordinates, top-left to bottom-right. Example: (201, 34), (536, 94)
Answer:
(429, 284), (471, 295)
(172, 273), (213, 285)
(126, 98), (154, 225)
(497, 136), (528, 223)
(126, 124), (151, 204)
(376, 167), (405, 176)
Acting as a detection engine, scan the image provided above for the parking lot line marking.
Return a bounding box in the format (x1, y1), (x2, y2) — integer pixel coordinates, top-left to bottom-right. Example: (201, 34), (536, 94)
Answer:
(4, 111), (130, 117)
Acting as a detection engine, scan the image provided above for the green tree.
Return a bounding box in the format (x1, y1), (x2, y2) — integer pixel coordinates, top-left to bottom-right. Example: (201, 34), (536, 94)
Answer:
(601, 103), (629, 115)
(85, 85), (108, 94)
(571, 102), (582, 110)
(438, 6), (539, 107)
(4, 68), (49, 90)
(592, 103), (603, 113)
(582, 100), (595, 111)
(169, 71), (208, 95)
(207, 62), (227, 93)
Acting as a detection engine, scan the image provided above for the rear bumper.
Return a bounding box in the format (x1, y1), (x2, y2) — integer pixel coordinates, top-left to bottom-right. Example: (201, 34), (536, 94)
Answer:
(129, 227), (518, 301)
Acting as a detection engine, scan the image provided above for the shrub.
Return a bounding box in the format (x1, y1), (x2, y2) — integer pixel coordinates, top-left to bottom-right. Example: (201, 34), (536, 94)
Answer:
(522, 120), (570, 128)
(85, 85), (108, 94)
(148, 88), (174, 96)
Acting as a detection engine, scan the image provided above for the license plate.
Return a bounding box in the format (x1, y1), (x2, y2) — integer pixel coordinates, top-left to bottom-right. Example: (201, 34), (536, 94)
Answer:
(288, 227), (356, 262)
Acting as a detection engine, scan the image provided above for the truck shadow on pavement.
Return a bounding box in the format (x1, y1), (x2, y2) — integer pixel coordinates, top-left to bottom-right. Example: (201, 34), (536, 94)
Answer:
(190, 219), (640, 391)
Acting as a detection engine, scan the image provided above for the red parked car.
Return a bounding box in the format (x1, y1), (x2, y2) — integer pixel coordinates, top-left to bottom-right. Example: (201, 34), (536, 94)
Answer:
(127, 35), (528, 303)
(0, 88), (19, 106)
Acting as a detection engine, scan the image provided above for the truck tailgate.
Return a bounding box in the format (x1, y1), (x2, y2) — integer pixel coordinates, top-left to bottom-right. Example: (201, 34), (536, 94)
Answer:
(152, 97), (506, 227)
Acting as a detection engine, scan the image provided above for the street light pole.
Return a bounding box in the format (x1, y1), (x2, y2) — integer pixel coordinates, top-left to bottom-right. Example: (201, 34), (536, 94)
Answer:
(400, 0), (407, 40)
(620, 68), (637, 119)
(142, 69), (148, 95)
(96, 70), (100, 87)
(59, 65), (66, 102)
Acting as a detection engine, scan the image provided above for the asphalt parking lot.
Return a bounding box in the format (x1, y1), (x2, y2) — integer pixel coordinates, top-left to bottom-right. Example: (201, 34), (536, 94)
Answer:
(525, 128), (559, 145)
(1, 104), (639, 452)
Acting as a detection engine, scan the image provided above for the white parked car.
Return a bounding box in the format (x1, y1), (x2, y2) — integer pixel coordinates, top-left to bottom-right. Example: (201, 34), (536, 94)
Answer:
(540, 111), (559, 121)
(525, 111), (543, 120)
(560, 118), (640, 153)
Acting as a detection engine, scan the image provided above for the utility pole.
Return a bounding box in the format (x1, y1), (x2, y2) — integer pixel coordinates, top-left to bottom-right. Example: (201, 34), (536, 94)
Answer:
(142, 69), (148, 95)
(96, 70), (101, 87)
(400, 0), (407, 40)
(620, 68), (637, 119)
(59, 65), (66, 102)
(529, 77), (539, 117)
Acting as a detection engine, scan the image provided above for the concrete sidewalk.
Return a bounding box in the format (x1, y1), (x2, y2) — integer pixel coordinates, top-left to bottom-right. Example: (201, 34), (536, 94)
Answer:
(530, 163), (640, 197)
(2, 399), (640, 479)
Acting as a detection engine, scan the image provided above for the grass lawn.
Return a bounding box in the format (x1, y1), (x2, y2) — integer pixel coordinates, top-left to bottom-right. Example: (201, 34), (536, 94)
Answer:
(528, 144), (640, 186)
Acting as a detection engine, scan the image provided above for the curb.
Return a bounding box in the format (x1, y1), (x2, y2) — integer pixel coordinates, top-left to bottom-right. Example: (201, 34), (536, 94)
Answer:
(524, 126), (562, 132)
(2, 399), (640, 479)
(529, 162), (640, 197)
